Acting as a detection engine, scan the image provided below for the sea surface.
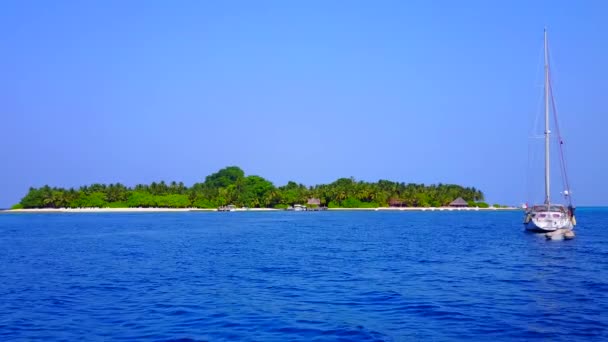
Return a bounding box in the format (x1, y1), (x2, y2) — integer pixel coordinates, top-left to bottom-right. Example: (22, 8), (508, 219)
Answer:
(1, 209), (607, 341)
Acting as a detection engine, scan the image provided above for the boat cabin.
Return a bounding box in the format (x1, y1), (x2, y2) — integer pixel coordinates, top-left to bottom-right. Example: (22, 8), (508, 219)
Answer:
(529, 204), (567, 212)
(527, 204), (574, 219)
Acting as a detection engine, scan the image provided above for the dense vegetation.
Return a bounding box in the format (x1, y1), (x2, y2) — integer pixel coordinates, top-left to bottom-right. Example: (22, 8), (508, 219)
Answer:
(14, 166), (487, 209)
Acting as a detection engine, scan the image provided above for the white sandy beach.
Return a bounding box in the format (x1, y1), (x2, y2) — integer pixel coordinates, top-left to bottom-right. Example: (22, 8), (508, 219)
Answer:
(3, 206), (518, 213)
(4, 207), (281, 213)
(329, 207), (518, 211)
(6, 208), (209, 213)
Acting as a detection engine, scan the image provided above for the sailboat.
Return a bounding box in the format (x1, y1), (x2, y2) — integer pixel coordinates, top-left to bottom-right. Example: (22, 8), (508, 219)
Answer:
(523, 29), (576, 233)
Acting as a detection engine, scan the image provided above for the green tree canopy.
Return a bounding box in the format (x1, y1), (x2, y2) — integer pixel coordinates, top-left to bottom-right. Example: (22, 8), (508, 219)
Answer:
(15, 166), (488, 209)
(204, 166), (245, 189)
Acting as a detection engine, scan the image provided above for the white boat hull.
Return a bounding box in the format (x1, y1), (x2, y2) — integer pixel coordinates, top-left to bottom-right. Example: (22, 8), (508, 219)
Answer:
(524, 218), (573, 232)
(523, 209), (574, 233)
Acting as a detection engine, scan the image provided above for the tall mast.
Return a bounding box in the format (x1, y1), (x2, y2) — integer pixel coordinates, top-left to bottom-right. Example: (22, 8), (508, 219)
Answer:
(544, 28), (551, 205)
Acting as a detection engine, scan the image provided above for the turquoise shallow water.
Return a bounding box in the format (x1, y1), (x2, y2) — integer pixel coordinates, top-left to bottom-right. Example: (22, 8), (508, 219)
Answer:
(1, 210), (607, 341)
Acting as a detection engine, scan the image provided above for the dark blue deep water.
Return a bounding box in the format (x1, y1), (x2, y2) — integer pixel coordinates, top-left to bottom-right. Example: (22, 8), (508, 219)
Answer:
(1, 209), (608, 341)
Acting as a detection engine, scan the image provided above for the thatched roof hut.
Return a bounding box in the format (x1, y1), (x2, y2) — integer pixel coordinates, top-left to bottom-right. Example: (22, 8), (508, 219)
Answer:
(389, 198), (403, 207)
(307, 198), (321, 206)
(449, 197), (468, 207)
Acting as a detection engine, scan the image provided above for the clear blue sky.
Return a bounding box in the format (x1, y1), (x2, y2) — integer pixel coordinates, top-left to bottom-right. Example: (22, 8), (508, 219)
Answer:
(1, 0), (607, 207)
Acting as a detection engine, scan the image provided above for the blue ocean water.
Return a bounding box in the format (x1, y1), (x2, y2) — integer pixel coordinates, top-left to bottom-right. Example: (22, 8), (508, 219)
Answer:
(1, 210), (607, 341)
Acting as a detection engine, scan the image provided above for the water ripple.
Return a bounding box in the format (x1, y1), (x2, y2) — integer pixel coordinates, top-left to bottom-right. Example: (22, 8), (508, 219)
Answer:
(1, 211), (608, 340)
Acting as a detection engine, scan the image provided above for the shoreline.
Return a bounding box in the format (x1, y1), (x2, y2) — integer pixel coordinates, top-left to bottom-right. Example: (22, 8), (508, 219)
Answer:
(2, 207), (278, 213)
(2, 207), (519, 213)
(331, 207), (518, 211)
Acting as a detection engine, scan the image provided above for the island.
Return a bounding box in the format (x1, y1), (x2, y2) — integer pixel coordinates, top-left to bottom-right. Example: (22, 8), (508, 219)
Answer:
(9, 166), (511, 211)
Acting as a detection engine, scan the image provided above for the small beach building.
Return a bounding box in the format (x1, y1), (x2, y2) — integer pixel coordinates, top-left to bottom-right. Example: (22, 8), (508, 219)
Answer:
(307, 198), (321, 206)
(449, 197), (468, 207)
(389, 198), (403, 207)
